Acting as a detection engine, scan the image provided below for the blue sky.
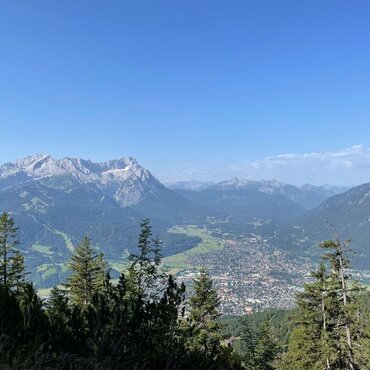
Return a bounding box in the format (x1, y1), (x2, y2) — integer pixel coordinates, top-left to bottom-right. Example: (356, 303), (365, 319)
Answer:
(1, 1), (370, 185)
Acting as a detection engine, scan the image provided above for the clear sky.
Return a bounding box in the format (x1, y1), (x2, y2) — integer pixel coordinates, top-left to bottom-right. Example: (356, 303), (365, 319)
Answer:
(1, 1), (370, 185)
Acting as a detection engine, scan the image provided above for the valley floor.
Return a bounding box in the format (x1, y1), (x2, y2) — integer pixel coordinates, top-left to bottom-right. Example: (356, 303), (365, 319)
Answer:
(166, 230), (313, 315)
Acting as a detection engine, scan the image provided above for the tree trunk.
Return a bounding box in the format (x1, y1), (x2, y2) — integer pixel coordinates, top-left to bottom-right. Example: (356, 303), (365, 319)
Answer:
(338, 242), (355, 370)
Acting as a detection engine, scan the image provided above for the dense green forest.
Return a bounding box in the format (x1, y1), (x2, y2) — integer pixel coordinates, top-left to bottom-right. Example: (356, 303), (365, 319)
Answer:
(1, 211), (370, 369)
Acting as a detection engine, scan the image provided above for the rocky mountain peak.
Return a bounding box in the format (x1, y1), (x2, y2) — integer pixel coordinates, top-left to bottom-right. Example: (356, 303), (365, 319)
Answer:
(0, 154), (63, 179)
(0, 154), (162, 207)
(300, 183), (316, 191)
(211, 177), (252, 190)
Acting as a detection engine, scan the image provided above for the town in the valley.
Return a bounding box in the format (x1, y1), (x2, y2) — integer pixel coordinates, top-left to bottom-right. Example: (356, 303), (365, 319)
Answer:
(174, 234), (313, 315)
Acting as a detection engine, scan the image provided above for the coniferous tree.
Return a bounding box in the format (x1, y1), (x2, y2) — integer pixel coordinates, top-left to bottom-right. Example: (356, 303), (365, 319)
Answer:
(186, 268), (222, 357)
(254, 318), (279, 370)
(240, 316), (279, 370)
(125, 220), (184, 367)
(157, 274), (186, 342)
(18, 283), (48, 341)
(0, 284), (23, 365)
(279, 263), (332, 370)
(65, 235), (102, 308)
(0, 212), (25, 289)
(8, 251), (26, 291)
(46, 287), (75, 353)
(105, 272), (128, 360)
(279, 239), (364, 370)
(358, 317), (370, 369)
(85, 280), (115, 358)
(239, 317), (257, 369)
(320, 239), (360, 370)
(96, 252), (108, 291)
(126, 219), (164, 304)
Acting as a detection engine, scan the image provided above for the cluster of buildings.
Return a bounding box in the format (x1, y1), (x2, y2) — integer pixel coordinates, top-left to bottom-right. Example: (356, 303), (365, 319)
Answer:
(177, 235), (312, 315)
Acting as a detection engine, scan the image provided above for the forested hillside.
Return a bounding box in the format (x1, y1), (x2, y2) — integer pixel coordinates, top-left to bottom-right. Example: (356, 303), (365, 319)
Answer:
(1, 212), (370, 369)
(277, 182), (370, 268)
(0, 154), (355, 289)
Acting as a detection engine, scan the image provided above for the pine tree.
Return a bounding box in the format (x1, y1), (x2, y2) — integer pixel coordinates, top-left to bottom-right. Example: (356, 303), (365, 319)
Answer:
(159, 274), (186, 340)
(8, 251), (26, 291)
(108, 272), (128, 354)
(113, 272), (128, 327)
(239, 317), (257, 369)
(279, 262), (333, 370)
(0, 212), (25, 289)
(279, 239), (363, 370)
(146, 274), (187, 369)
(0, 284), (23, 365)
(126, 219), (164, 304)
(254, 318), (279, 370)
(96, 252), (108, 291)
(65, 235), (102, 308)
(186, 268), (222, 357)
(320, 239), (359, 370)
(46, 287), (74, 352)
(358, 318), (370, 369)
(17, 282), (48, 350)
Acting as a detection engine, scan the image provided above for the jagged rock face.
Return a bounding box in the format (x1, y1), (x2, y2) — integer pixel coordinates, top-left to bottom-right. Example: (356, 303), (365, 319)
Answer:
(0, 154), (163, 207)
(0, 155), (205, 285)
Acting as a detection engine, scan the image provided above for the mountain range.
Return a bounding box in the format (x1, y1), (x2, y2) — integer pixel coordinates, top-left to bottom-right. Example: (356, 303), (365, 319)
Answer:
(169, 178), (348, 209)
(1, 154), (179, 207)
(1, 154), (368, 286)
(276, 183), (370, 268)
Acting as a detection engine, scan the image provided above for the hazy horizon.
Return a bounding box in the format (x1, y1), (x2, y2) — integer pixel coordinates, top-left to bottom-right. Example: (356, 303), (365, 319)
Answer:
(0, 150), (362, 188)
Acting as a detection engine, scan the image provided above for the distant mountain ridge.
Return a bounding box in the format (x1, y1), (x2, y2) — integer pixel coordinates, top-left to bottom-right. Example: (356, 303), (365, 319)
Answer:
(165, 180), (215, 191)
(169, 177), (349, 209)
(0, 154), (358, 287)
(276, 182), (370, 268)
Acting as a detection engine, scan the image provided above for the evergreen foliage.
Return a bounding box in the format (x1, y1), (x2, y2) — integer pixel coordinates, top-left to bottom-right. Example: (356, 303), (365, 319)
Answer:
(240, 317), (257, 368)
(186, 268), (223, 357)
(253, 318), (279, 370)
(0, 212), (25, 289)
(126, 218), (164, 303)
(278, 238), (366, 370)
(0, 216), (242, 369)
(3, 213), (370, 370)
(238, 316), (280, 370)
(65, 235), (103, 308)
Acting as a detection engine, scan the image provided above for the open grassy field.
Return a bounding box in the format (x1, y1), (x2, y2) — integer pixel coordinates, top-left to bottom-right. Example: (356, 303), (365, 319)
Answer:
(53, 229), (75, 254)
(163, 225), (224, 273)
(31, 243), (53, 255)
(35, 226), (222, 295)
